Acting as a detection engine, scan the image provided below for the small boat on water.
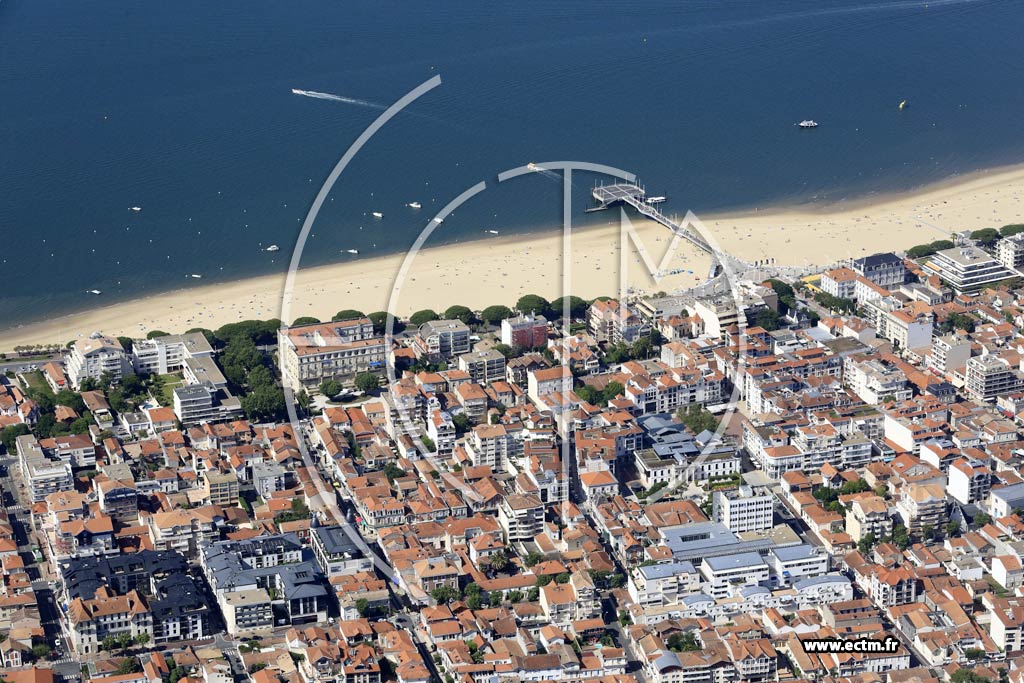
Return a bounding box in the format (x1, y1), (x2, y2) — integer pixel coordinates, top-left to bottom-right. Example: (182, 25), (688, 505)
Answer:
(86, 289), (102, 295)
(407, 202), (421, 209)
(898, 99), (907, 110)
(371, 211), (383, 219)
(645, 196), (667, 204)
(129, 206), (142, 212)
(433, 217), (444, 224)
(797, 120), (818, 128)
(346, 249), (359, 254)
(527, 162), (538, 170)
(486, 229), (499, 235)
(265, 244), (280, 252)
(190, 274), (202, 279)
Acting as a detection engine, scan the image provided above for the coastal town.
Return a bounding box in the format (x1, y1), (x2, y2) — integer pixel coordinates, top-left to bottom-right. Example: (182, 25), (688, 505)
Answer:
(5, 223), (1024, 683)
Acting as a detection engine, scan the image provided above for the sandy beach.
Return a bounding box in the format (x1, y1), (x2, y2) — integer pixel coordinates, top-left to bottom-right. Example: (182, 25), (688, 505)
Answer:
(4, 164), (1024, 352)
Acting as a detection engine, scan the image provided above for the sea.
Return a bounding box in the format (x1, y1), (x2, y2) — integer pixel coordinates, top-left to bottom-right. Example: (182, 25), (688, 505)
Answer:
(1, 0), (1023, 328)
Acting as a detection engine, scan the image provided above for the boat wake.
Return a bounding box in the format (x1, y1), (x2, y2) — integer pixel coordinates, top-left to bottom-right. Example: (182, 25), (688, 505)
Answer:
(291, 88), (384, 111)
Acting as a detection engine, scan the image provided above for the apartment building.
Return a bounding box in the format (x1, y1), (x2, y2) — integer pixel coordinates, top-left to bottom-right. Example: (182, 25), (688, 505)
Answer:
(278, 318), (386, 391)
(924, 246), (1016, 292)
(996, 233), (1024, 270)
(852, 252), (906, 288)
(820, 267), (858, 299)
(16, 434), (73, 503)
(500, 313), (548, 348)
(413, 319), (471, 361)
(845, 495), (892, 542)
(456, 349), (506, 385)
(65, 333), (134, 389)
(131, 332), (213, 374)
(965, 354), (1024, 402)
(627, 561), (700, 609)
(497, 493), (544, 543)
(712, 485), (774, 533)
(896, 483), (946, 538)
(947, 458), (992, 506)
(700, 552), (770, 599)
(928, 334), (972, 376)
(587, 298), (650, 344)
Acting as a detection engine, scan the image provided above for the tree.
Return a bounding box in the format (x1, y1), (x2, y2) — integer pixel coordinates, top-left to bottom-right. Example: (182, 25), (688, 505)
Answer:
(31, 644), (51, 661)
(857, 533), (876, 555)
(332, 309), (365, 322)
(515, 294), (551, 317)
(550, 296), (588, 320)
(409, 309), (439, 326)
(320, 379), (342, 398)
(973, 512), (993, 528)
(506, 590), (523, 604)
(444, 305), (475, 325)
(146, 330), (169, 339)
(555, 572), (571, 584)
(891, 524), (911, 549)
(755, 308), (782, 331)
(677, 404), (718, 435)
(117, 658), (142, 675)
(971, 228), (1001, 246)
(383, 462), (407, 483)
(354, 372), (380, 394)
(524, 551), (543, 567)
(906, 239), (954, 259)
(922, 524), (937, 542)
(355, 598), (370, 617)
(116, 336), (134, 354)
(667, 632), (700, 652)
(292, 316), (320, 326)
(480, 305), (513, 325)
(1, 424), (30, 453)
(489, 550), (509, 572)
(1001, 224), (1024, 237)
(765, 279), (796, 312)
(431, 585), (459, 604)
(241, 385), (286, 422)
(632, 336), (654, 359)
(946, 521), (961, 537)
(367, 311), (402, 334)
(494, 343), (516, 359)
(451, 413), (472, 435)
(950, 670), (993, 683)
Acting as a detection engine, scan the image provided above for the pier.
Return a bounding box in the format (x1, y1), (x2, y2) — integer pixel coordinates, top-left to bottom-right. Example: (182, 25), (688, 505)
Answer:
(590, 183), (715, 255)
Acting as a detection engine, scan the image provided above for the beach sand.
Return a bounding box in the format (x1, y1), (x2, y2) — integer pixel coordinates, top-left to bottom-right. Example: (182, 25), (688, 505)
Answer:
(3, 164), (1024, 352)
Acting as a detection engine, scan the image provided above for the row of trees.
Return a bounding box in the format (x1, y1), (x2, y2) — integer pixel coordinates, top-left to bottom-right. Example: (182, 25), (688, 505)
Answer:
(906, 239), (955, 259)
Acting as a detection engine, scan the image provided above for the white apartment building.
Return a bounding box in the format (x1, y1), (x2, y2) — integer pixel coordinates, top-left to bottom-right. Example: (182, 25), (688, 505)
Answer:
(131, 332), (213, 374)
(278, 318), (386, 391)
(852, 252), (906, 288)
(457, 348), (506, 385)
(965, 354), (1024, 402)
(16, 434), (74, 503)
(928, 334), (972, 376)
(924, 245), (1016, 292)
(712, 485), (774, 533)
(844, 357), (913, 404)
(947, 458), (992, 506)
(700, 552), (770, 600)
(65, 333), (134, 389)
(860, 297), (933, 350)
(414, 319), (471, 360)
(497, 493), (543, 543)
(627, 561), (700, 608)
(996, 233), (1024, 270)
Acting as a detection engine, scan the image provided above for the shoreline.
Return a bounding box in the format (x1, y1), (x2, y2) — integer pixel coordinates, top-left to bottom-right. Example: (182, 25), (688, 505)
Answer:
(3, 162), (1024, 352)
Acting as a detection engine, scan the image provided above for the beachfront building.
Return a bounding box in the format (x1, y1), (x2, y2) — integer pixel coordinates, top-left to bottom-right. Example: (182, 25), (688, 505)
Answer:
(820, 267), (858, 300)
(413, 319), (471, 361)
(852, 252), (906, 288)
(997, 233), (1024, 270)
(131, 332), (214, 374)
(65, 333), (134, 390)
(923, 246), (1016, 292)
(964, 354), (1024, 402)
(588, 299), (650, 344)
(500, 313), (548, 348)
(278, 318), (386, 392)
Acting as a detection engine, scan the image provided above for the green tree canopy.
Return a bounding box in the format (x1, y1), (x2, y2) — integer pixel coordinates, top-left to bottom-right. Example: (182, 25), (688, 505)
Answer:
(480, 305), (513, 325)
(367, 311), (402, 335)
(146, 330), (169, 339)
(409, 309), (440, 326)
(971, 227), (1001, 246)
(292, 316), (320, 326)
(354, 372), (380, 394)
(320, 379), (342, 398)
(332, 309), (365, 322)
(1000, 224), (1024, 237)
(444, 305), (476, 325)
(550, 296), (588, 320)
(515, 294), (551, 317)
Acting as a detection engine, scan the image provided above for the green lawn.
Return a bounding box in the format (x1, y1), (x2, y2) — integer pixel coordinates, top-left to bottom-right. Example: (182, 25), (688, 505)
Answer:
(153, 373), (185, 407)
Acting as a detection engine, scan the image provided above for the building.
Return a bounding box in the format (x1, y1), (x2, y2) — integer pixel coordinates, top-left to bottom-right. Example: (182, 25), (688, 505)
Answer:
(413, 320), (471, 361)
(923, 246), (1016, 292)
(712, 485), (774, 533)
(996, 233), (1024, 270)
(700, 552), (770, 599)
(309, 526), (374, 577)
(202, 469), (240, 506)
(845, 495), (892, 542)
(65, 333), (134, 389)
(820, 267), (858, 299)
(588, 299), (650, 344)
(16, 434), (73, 503)
(173, 382), (243, 425)
(896, 483), (946, 538)
(131, 332), (214, 374)
(947, 458), (992, 506)
(965, 354), (1024, 402)
(497, 494), (544, 543)
(928, 334), (972, 376)
(457, 349), (506, 385)
(500, 313), (548, 348)
(852, 253), (906, 288)
(278, 319), (386, 392)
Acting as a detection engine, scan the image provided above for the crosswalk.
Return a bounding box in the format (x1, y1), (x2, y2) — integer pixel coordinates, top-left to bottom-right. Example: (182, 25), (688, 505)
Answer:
(52, 655), (78, 665)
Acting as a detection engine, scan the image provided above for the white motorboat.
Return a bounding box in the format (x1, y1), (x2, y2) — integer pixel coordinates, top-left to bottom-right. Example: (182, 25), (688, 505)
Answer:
(346, 249), (360, 254)
(265, 245), (280, 252)
(408, 202), (421, 209)
(371, 211), (383, 219)
(797, 120), (819, 128)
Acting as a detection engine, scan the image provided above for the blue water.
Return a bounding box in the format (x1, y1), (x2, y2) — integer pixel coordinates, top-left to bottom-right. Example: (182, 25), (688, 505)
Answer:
(1, 0), (1023, 327)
